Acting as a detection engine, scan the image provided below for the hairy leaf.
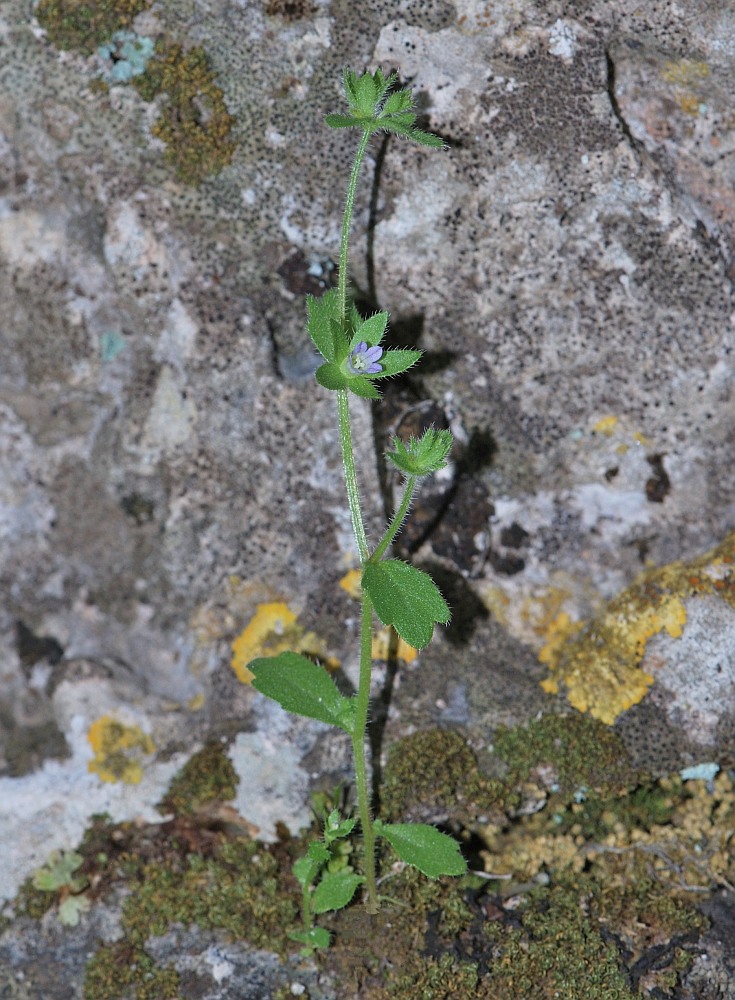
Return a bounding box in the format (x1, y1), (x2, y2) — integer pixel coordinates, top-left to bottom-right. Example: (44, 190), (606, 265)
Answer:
(249, 652), (356, 733)
(372, 349), (422, 378)
(374, 820), (467, 878)
(362, 560), (450, 648)
(313, 871), (365, 913)
(306, 290), (344, 361)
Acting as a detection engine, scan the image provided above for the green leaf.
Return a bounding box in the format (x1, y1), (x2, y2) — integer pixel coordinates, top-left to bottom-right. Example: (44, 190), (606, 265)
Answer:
(306, 290), (343, 361)
(313, 871), (365, 913)
(58, 894), (91, 927)
(348, 375), (381, 399)
(315, 361), (348, 392)
(362, 560), (450, 648)
(249, 652), (356, 733)
(307, 841), (331, 865)
(325, 113), (363, 130)
(374, 821), (467, 878)
(350, 310), (389, 349)
(343, 68), (360, 106)
(325, 813), (357, 842)
(293, 855), (322, 890)
(384, 121), (444, 147)
(33, 850), (85, 892)
(372, 349), (422, 378)
(290, 926), (331, 953)
(381, 90), (413, 115)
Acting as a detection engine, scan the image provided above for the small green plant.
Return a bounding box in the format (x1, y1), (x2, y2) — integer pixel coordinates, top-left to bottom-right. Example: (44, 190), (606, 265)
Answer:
(247, 68), (466, 946)
(32, 849), (91, 926)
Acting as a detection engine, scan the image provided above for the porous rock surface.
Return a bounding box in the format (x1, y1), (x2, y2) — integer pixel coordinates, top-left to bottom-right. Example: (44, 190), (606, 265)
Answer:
(0, 0), (733, 950)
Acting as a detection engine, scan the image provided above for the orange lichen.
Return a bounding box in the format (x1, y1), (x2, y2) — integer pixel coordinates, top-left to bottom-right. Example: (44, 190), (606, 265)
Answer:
(87, 715), (155, 784)
(231, 601), (338, 683)
(540, 533), (735, 724)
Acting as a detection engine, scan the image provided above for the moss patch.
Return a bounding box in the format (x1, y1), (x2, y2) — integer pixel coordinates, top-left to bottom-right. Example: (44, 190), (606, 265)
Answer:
(84, 942), (179, 1000)
(158, 740), (238, 816)
(36, 4), (236, 184)
(132, 42), (236, 184)
(36, 0), (151, 54)
(9, 719), (730, 999)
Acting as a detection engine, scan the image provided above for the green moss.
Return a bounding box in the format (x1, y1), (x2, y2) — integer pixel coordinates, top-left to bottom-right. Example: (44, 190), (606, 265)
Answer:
(12, 877), (57, 921)
(482, 875), (637, 1000)
(36, 0), (151, 55)
(388, 953), (479, 998)
(493, 711), (636, 798)
(121, 837), (297, 952)
(553, 780), (677, 840)
(159, 741), (238, 815)
(132, 42), (236, 184)
(84, 942), (179, 1000)
(381, 728), (487, 823)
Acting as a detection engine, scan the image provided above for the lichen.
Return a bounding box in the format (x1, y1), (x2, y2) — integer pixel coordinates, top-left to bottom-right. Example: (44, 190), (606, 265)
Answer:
(35, 6), (236, 185)
(158, 741), (238, 816)
(87, 714), (155, 784)
(231, 600), (338, 683)
(132, 42), (236, 184)
(35, 0), (151, 54)
(539, 532), (735, 724)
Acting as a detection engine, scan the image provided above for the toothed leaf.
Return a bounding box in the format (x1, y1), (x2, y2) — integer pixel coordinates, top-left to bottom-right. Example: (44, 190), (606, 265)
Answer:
(249, 652), (357, 733)
(374, 820), (467, 877)
(362, 560), (450, 648)
(372, 349), (422, 378)
(313, 871), (365, 913)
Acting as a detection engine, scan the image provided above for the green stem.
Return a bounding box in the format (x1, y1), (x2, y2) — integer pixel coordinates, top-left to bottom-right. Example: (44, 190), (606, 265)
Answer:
(337, 127), (378, 912)
(337, 129), (372, 320)
(352, 589), (378, 912)
(371, 476), (417, 563)
(338, 390), (369, 563)
(301, 884), (313, 937)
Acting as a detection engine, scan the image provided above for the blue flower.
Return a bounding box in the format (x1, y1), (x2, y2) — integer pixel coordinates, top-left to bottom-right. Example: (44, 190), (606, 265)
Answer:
(347, 341), (383, 375)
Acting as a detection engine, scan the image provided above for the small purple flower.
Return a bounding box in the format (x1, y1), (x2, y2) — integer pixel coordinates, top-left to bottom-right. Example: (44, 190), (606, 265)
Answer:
(347, 341), (383, 375)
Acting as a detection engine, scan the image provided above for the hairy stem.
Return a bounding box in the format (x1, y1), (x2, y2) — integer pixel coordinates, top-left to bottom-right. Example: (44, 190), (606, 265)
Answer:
(352, 589), (378, 911)
(337, 129), (371, 321)
(338, 390), (369, 563)
(301, 883), (313, 937)
(371, 476), (417, 563)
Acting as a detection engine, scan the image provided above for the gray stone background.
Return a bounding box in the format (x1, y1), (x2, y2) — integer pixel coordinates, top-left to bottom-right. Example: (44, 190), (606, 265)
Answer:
(1, 0), (734, 902)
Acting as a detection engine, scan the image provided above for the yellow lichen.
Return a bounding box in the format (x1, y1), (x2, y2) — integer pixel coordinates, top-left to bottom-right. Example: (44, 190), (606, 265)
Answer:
(231, 601), (338, 683)
(540, 534), (735, 724)
(593, 415), (618, 435)
(661, 59), (710, 87)
(338, 569), (362, 599)
(87, 715), (155, 784)
(372, 627), (417, 664)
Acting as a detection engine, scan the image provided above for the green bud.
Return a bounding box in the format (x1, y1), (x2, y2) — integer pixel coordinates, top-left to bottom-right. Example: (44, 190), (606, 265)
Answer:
(386, 427), (453, 477)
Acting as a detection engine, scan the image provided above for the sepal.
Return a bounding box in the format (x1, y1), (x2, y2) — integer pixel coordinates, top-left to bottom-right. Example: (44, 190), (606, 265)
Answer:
(386, 427), (453, 477)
